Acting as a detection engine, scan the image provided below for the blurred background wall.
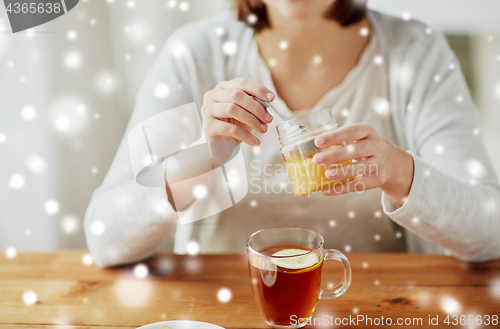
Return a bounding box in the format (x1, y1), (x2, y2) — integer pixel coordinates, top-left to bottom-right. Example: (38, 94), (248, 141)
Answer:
(0, 0), (499, 252)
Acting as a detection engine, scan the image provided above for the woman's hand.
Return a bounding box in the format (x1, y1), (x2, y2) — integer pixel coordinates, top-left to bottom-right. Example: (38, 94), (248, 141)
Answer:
(312, 123), (415, 206)
(201, 78), (275, 147)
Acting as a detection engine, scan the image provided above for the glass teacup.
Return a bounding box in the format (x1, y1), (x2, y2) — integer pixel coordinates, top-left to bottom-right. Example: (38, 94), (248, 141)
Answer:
(247, 227), (352, 328)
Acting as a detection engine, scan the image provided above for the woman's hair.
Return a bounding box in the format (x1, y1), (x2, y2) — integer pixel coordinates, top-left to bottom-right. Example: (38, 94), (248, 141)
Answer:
(234, 0), (368, 32)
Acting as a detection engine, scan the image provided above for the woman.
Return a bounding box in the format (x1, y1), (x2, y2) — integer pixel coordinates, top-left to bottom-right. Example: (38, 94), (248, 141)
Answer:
(84, 0), (500, 267)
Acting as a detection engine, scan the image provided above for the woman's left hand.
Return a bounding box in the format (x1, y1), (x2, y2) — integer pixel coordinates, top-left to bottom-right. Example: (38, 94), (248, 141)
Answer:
(312, 123), (415, 206)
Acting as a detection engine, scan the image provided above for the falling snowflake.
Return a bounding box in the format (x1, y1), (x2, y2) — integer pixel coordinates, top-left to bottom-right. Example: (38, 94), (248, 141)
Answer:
(55, 116), (71, 131)
(217, 287), (232, 303)
(487, 35), (493, 42)
(473, 128), (480, 136)
(67, 30), (78, 40)
(91, 167), (98, 174)
(395, 231), (402, 239)
(193, 184), (208, 199)
(456, 95), (464, 103)
(407, 104), (414, 111)
(362, 262), (369, 269)
(344, 245), (352, 252)
(186, 241), (200, 255)
(329, 219), (336, 227)
(250, 200), (257, 207)
(373, 55), (383, 65)
(434, 75), (441, 82)
(435, 144), (444, 154)
(90, 19), (96, 25)
(412, 217), (420, 224)
(327, 282), (334, 289)
(94, 113), (101, 120)
(279, 40), (288, 50)
(341, 109), (350, 117)
(449, 63), (455, 70)
(23, 291), (38, 305)
(348, 211), (355, 218)
(167, 0), (177, 8)
(252, 146), (261, 155)
(222, 41), (237, 56)
(6, 246), (17, 258)
(134, 264), (149, 279)
(424, 170), (431, 177)
(313, 55), (322, 64)
(91, 220), (106, 236)
(359, 27), (369, 37)
(352, 307), (359, 314)
(374, 279), (380, 285)
(44, 200), (60, 215)
(247, 13), (258, 25)
(0, 133), (6, 143)
(61, 216), (79, 234)
(425, 27), (432, 34)
(215, 27), (224, 36)
(465, 159), (486, 178)
(268, 58), (277, 67)
(25, 229), (31, 235)
(9, 174), (26, 189)
(374, 210), (381, 218)
(146, 44), (156, 53)
(402, 11), (411, 21)
(82, 254), (93, 265)
(127, 1), (135, 8)
(26, 154), (47, 174)
(179, 1), (189, 12)
(64, 52), (82, 69)
(374, 234), (381, 241)
(372, 97), (390, 116)
(440, 296), (461, 314)
(124, 54), (131, 61)
(21, 106), (37, 121)
(7, 61), (14, 68)
(154, 83), (170, 99)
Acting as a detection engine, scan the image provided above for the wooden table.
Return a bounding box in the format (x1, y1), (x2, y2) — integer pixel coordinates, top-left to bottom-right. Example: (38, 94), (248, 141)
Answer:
(1, 251), (499, 328)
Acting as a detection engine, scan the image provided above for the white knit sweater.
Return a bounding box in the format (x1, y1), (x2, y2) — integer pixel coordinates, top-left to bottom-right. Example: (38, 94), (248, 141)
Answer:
(84, 10), (500, 267)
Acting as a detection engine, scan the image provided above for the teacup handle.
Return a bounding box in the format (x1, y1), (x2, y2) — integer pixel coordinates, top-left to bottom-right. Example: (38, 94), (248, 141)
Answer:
(319, 249), (352, 299)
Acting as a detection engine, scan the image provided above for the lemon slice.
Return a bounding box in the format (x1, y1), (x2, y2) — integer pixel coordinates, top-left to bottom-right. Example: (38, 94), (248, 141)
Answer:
(270, 248), (320, 270)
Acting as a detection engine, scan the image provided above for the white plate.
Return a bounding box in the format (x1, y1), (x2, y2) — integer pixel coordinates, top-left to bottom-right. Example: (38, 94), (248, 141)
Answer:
(137, 321), (225, 329)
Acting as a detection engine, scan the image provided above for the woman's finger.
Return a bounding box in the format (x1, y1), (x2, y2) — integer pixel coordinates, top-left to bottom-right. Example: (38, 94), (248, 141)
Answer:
(321, 174), (380, 196)
(210, 103), (267, 134)
(207, 119), (260, 147)
(315, 123), (373, 148)
(323, 157), (378, 180)
(212, 88), (273, 124)
(219, 78), (275, 103)
(313, 139), (375, 166)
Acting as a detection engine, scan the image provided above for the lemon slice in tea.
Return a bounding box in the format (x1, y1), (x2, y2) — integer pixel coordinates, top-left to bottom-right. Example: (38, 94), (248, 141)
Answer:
(270, 248), (320, 270)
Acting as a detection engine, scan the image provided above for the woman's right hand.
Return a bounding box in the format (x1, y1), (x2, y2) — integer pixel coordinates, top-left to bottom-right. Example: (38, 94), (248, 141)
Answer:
(201, 78), (275, 147)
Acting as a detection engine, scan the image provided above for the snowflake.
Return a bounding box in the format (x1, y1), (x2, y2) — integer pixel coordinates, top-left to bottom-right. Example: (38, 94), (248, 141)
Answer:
(64, 51), (82, 69)
(327, 282), (334, 289)
(395, 231), (402, 239)
(373, 55), (383, 65)
(359, 27), (369, 37)
(374, 279), (380, 285)
(279, 40), (288, 50)
(55, 116), (71, 131)
(344, 245), (352, 252)
(7, 61), (14, 68)
(250, 200), (257, 207)
(434, 75), (441, 82)
(362, 262), (369, 269)
(374, 210), (381, 218)
(0, 133), (6, 143)
(82, 254), (93, 265)
(268, 58), (277, 67)
(425, 27), (432, 34)
(21, 106), (37, 121)
(186, 241), (200, 255)
(440, 296), (461, 314)
(90, 19), (96, 25)
(449, 63), (455, 70)
(412, 217), (420, 224)
(23, 291), (38, 305)
(341, 108), (350, 117)
(61, 216), (79, 234)
(247, 13), (258, 25)
(44, 200), (60, 215)
(352, 307), (359, 314)
(67, 30), (77, 40)
(374, 234), (381, 241)
(456, 95), (464, 103)
(91, 167), (98, 174)
(473, 128), (480, 136)
(193, 184), (208, 199)
(91, 220), (106, 236)
(124, 54), (131, 61)
(167, 0), (177, 8)
(329, 219), (336, 227)
(348, 211), (355, 218)
(465, 159), (486, 178)
(9, 174), (26, 189)
(372, 97), (390, 116)
(222, 41), (237, 56)
(434, 144), (444, 154)
(6, 246), (17, 258)
(424, 170), (431, 177)
(215, 27), (224, 36)
(146, 44), (156, 53)
(134, 264), (149, 279)
(154, 83), (170, 99)
(26, 155), (46, 174)
(313, 55), (322, 64)
(217, 287), (232, 303)
(179, 1), (189, 12)
(127, 1), (135, 9)
(402, 11), (411, 21)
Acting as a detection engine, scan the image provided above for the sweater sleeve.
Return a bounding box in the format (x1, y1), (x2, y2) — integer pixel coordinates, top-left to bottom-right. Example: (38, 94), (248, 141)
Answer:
(84, 30), (201, 268)
(382, 31), (500, 262)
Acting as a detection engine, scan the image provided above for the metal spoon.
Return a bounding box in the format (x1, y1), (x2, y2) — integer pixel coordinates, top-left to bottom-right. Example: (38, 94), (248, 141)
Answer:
(251, 96), (304, 136)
